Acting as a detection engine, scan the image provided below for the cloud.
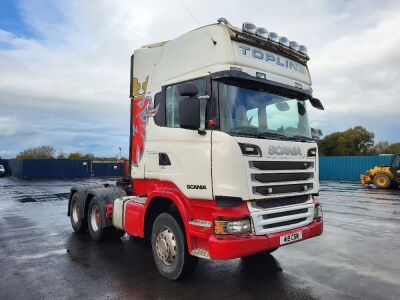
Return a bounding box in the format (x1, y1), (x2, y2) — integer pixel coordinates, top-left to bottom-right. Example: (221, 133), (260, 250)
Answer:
(0, 116), (19, 136)
(0, 0), (400, 158)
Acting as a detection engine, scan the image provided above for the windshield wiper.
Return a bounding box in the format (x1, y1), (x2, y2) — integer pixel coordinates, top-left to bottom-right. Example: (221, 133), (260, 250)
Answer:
(229, 131), (268, 139)
(287, 135), (314, 142)
(256, 132), (291, 140)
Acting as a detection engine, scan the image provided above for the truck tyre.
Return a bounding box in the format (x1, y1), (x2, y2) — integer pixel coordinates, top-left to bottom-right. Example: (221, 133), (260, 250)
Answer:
(374, 173), (391, 189)
(87, 197), (111, 242)
(151, 213), (198, 280)
(70, 193), (86, 233)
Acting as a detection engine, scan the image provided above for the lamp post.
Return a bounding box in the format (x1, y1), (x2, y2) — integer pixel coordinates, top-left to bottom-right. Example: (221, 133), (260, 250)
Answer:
(118, 147), (122, 160)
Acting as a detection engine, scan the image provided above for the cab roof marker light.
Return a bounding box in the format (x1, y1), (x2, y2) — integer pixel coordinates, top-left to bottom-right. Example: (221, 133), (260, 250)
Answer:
(230, 67), (242, 72)
(256, 27), (269, 39)
(279, 36), (290, 47)
(299, 45), (308, 55)
(289, 41), (300, 51)
(217, 17), (228, 24)
(268, 32), (279, 43)
(242, 22), (257, 35)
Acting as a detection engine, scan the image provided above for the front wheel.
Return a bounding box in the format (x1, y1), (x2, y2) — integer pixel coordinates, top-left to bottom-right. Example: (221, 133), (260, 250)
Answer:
(374, 173), (391, 189)
(151, 213), (198, 280)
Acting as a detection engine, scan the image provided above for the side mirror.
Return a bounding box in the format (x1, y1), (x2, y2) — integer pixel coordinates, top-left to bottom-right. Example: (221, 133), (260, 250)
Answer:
(310, 98), (324, 110)
(297, 102), (306, 115)
(178, 83), (199, 97)
(179, 98), (200, 130)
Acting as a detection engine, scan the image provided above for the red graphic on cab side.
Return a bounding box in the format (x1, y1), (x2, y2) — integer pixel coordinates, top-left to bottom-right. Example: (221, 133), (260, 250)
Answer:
(131, 96), (158, 167)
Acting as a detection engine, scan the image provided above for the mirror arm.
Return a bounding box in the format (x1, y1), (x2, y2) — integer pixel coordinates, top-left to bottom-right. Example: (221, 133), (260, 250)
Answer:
(197, 95), (210, 135)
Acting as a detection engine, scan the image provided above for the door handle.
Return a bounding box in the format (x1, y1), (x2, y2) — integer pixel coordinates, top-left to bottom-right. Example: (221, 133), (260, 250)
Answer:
(159, 153), (171, 166)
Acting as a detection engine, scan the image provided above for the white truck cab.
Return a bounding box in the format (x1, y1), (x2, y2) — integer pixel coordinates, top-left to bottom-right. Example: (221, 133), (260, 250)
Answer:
(69, 18), (324, 280)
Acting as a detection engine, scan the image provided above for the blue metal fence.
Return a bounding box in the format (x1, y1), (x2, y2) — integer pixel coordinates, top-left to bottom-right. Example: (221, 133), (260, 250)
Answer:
(1, 159), (124, 180)
(319, 155), (393, 181)
(21, 159), (91, 179)
(1, 156), (393, 181)
(92, 162), (124, 177)
(8, 159), (24, 179)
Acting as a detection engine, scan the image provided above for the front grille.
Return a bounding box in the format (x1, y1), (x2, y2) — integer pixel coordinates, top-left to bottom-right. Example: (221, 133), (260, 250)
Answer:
(249, 159), (315, 198)
(253, 172), (313, 183)
(263, 217), (307, 229)
(254, 183), (313, 195)
(251, 195), (309, 209)
(250, 202), (315, 235)
(252, 161), (313, 170)
(263, 208), (308, 219)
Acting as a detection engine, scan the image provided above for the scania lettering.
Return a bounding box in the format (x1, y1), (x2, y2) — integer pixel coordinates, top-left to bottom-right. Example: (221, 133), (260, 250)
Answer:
(268, 145), (302, 156)
(68, 18), (324, 280)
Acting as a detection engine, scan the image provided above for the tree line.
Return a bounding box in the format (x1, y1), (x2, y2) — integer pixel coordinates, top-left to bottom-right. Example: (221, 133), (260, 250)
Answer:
(311, 126), (400, 156)
(13, 126), (399, 159)
(15, 145), (124, 161)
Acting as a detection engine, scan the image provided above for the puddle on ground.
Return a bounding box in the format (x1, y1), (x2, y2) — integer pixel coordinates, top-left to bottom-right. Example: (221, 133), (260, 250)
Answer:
(18, 197), (37, 203)
(14, 193), (69, 203)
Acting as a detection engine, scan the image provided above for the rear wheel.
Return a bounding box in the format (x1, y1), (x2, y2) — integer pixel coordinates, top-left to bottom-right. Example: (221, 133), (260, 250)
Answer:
(151, 213), (198, 280)
(87, 197), (109, 242)
(374, 173), (391, 189)
(70, 193), (86, 232)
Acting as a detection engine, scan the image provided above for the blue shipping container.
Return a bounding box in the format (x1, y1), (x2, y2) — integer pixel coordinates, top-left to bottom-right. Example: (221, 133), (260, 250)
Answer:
(21, 159), (91, 179)
(91, 162), (124, 177)
(319, 155), (393, 181)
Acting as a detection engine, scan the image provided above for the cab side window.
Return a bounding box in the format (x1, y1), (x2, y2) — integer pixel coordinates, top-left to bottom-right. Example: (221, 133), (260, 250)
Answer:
(165, 79), (206, 128)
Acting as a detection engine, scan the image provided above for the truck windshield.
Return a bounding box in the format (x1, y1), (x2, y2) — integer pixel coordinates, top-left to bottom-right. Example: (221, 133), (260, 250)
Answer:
(218, 82), (312, 140)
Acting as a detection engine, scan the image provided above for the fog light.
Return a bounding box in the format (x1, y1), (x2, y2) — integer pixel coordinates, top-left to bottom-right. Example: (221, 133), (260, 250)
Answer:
(314, 204), (323, 221)
(215, 219), (251, 234)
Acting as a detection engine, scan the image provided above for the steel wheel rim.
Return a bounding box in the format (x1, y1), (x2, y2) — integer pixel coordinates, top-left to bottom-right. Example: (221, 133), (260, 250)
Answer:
(155, 226), (177, 266)
(90, 205), (100, 232)
(72, 201), (79, 223)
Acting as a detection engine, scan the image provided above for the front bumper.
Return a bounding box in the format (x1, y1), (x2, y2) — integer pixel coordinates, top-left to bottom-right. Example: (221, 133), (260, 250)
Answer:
(208, 219), (323, 259)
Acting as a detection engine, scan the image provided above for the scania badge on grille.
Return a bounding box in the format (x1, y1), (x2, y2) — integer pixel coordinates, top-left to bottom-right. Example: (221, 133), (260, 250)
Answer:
(268, 145), (302, 156)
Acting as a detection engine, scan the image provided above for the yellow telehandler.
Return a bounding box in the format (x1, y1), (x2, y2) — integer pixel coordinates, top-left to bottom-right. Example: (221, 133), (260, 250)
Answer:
(361, 154), (400, 188)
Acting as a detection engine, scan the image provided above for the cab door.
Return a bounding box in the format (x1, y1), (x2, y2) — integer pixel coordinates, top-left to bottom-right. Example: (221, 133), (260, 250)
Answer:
(144, 78), (213, 200)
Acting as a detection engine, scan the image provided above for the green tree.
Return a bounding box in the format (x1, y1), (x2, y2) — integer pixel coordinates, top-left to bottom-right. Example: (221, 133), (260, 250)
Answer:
(81, 153), (95, 160)
(68, 152), (95, 160)
(318, 126), (375, 156)
(311, 128), (323, 141)
(373, 141), (390, 154)
(68, 152), (82, 159)
(382, 143), (400, 154)
(16, 145), (55, 159)
(57, 150), (66, 159)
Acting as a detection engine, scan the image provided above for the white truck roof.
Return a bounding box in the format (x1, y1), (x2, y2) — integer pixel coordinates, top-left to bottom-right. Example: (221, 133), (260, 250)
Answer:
(132, 20), (312, 95)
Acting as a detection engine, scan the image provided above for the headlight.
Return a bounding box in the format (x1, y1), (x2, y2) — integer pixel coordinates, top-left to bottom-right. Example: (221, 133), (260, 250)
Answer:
(314, 204), (323, 221)
(214, 219), (252, 234)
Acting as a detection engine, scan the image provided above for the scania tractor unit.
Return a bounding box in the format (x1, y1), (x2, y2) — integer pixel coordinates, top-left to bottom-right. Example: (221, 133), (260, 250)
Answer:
(68, 18), (324, 280)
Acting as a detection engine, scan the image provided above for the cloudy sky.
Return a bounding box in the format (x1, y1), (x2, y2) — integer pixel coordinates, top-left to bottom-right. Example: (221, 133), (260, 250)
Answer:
(0, 0), (399, 158)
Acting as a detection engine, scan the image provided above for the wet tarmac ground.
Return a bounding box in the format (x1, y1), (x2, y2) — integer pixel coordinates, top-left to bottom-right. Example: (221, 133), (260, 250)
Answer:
(0, 177), (399, 300)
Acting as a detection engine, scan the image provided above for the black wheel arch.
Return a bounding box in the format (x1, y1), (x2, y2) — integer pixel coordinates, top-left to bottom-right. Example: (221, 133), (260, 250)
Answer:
(144, 197), (183, 240)
(68, 184), (126, 227)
